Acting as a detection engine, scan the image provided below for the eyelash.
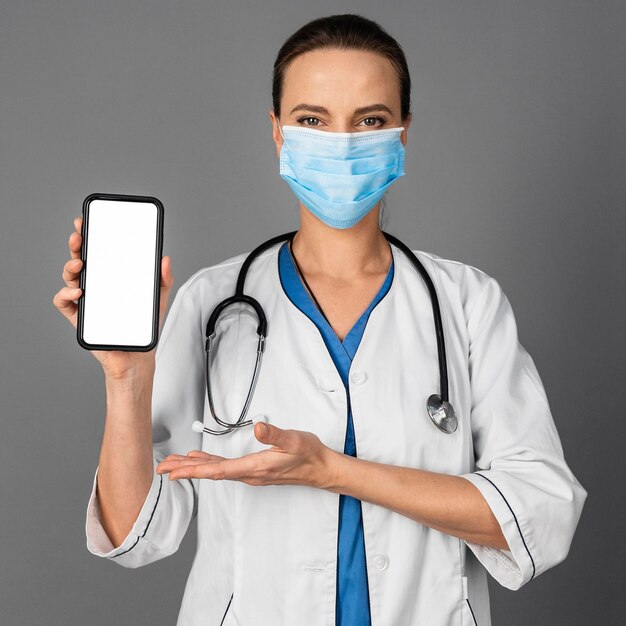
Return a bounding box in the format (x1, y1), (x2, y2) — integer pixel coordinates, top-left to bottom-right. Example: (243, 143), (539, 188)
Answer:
(296, 115), (386, 128)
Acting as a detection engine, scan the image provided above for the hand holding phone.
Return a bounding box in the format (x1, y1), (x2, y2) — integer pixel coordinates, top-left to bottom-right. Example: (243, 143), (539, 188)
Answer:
(52, 193), (173, 379)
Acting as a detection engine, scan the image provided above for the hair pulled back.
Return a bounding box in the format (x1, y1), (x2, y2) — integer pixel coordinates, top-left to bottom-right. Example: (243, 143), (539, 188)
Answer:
(272, 14), (412, 122)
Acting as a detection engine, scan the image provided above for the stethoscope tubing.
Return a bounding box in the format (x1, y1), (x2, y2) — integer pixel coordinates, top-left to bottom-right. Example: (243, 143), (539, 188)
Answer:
(380, 232), (450, 405)
(200, 230), (456, 435)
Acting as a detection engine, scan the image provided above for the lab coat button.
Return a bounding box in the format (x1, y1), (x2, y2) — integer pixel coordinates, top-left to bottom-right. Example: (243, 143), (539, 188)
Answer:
(373, 554), (389, 570)
(349, 370), (367, 385)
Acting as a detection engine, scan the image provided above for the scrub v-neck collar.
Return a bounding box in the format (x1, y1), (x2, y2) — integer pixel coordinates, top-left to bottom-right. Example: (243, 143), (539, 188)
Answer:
(277, 240), (395, 364)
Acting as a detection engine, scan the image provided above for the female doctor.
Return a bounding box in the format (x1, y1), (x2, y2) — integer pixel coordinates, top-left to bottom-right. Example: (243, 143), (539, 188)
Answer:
(54, 13), (587, 626)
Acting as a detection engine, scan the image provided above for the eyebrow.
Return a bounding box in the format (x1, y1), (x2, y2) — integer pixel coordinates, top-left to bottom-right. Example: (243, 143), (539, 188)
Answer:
(289, 103), (394, 116)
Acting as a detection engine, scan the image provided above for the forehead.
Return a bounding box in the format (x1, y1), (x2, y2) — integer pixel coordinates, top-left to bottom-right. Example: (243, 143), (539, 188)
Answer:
(281, 47), (400, 108)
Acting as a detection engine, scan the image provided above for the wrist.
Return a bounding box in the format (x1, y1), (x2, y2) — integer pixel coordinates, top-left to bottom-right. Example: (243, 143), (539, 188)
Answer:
(104, 371), (154, 414)
(318, 447), (348, 492)
(104, 365), (155, 389)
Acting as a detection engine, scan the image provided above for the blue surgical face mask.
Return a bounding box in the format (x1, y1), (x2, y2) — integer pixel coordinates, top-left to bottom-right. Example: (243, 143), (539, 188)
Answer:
(277, 120), (405, 229)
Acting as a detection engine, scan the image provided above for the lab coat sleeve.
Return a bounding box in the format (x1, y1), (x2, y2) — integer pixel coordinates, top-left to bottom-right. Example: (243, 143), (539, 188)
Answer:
(458, 275), (587, 590)
(84, 276), (204, 568)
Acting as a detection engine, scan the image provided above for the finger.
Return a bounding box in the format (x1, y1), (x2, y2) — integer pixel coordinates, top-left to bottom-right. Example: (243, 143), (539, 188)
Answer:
(160, 451), (226, 463)
(68, 229), (82, 260)
(161, 255), (174, 290)
(157, 457), (221, 474)
(158, 459), (207, 470)
(52, 285), (82, 322)
(169, 455), (258, 481)
(62, 257), (83, 288)
(162, 453), (194, 461)
(158, 449), (239, 476)
(254, 422), (298, 451)
(186, 450), (226, 461)
(158, 256), (174, 330)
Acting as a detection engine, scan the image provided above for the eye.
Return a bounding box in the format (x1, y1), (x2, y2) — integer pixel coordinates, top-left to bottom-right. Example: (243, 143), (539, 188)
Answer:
(360, 116), (386, 128)
(296, 116), (322, 127)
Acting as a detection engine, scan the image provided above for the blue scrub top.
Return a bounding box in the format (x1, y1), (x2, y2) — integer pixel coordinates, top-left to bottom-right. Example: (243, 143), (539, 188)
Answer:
(277, 241), (395, 626)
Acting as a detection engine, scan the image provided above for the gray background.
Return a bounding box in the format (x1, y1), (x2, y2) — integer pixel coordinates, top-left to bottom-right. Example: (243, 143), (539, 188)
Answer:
(1, 1), (623, 624)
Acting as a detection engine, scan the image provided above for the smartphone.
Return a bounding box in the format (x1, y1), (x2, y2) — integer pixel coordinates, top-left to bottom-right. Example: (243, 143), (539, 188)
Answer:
(77, 193), (164, 351)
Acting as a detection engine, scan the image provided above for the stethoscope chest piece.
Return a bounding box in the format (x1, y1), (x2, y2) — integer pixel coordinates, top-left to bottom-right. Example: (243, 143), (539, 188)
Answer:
(426, 394), (458, 434)
(196, 230), (460, 438)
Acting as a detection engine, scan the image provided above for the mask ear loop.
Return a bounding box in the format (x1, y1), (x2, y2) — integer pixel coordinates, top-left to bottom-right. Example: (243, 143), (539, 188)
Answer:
(276, 116), (285, 140)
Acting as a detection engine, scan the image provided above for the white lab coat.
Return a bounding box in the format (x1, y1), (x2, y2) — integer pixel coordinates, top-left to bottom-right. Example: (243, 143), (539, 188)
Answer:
(85, 240), (587, 625)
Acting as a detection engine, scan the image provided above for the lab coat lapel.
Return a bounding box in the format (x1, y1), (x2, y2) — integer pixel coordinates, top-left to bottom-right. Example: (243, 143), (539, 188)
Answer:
(222, 243), (345, 625)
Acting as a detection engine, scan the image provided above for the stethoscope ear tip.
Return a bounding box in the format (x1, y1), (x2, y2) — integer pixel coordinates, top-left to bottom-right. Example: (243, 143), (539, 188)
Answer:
(191, 420), (205, 433)
(251, 413), (268, 425)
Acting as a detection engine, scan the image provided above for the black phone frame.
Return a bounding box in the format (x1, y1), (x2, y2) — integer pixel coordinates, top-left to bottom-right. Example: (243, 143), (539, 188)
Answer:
(76, 192), (164, 352)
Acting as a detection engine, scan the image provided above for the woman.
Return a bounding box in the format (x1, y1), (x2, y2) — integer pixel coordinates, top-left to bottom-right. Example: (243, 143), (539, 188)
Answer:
(54, 14), (587, 626)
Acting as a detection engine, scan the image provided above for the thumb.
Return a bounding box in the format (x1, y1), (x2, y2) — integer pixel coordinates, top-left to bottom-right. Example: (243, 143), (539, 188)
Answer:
(255, 421), (280, 444)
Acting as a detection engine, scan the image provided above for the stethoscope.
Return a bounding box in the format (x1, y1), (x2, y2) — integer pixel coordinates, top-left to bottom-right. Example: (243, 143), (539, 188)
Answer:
(191, 231), (458, 437)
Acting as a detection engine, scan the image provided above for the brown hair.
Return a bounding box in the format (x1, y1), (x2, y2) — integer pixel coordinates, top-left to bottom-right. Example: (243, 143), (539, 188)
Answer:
(272, 13), (412, 122)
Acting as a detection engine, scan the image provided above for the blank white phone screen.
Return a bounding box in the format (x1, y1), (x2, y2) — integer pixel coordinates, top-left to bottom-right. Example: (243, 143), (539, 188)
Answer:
(82, 199), (158, 346)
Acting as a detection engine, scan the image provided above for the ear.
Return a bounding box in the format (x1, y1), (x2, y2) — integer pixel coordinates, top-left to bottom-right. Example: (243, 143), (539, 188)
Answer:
(269, 109), (283, 158)
(401, 112), (412, 145)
